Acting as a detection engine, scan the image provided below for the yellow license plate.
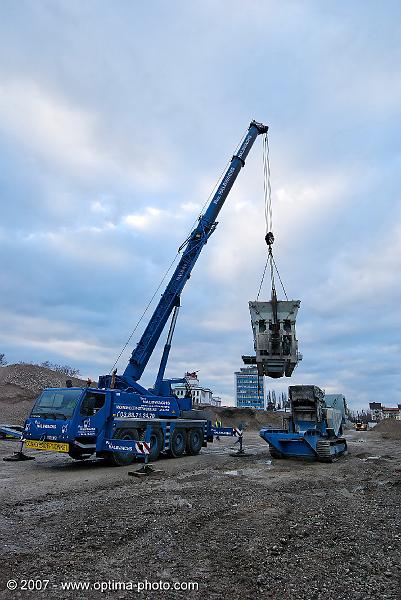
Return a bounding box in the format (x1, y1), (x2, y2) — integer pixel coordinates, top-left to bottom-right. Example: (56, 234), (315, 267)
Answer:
(25, 440), (70, 453)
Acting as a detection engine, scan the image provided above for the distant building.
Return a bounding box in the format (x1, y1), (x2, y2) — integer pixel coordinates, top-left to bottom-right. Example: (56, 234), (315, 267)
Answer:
(382, 407), (401, 420)
(173, 372), (221, 407)
(369, 402), (401, 421)
(211, 396), (222, 408)
(235, 367), (264, 410)
(369, 402), (383, 421)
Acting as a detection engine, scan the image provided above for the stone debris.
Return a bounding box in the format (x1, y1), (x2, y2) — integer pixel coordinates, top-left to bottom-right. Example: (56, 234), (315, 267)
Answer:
(374, 418), (401, 440)
(0, 364), (87, 423)
(0, 364), (85, 394)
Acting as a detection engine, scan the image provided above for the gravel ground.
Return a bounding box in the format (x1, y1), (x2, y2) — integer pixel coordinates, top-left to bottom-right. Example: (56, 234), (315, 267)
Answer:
(0, 430), (400, 600)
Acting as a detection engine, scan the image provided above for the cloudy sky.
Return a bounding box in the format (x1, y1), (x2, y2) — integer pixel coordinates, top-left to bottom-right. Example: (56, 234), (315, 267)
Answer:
(0, 1), (400, 410)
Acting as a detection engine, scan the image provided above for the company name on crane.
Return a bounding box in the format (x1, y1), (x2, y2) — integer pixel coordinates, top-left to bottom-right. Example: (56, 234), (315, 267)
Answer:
(213, 133), (253, 207)
(237, 134), (253, 159)
(213, 166), (236, 205)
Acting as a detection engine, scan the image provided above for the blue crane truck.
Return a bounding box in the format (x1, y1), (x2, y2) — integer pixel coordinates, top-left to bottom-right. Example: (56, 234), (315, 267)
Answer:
(21, 120), (268, 466)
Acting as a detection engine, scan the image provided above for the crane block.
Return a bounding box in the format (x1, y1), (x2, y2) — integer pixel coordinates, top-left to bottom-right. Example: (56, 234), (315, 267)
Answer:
(242, 299), (301, 378)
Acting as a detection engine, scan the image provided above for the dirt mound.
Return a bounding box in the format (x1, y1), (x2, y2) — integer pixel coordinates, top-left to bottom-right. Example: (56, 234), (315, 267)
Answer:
(0, 363), (285, 431)
(0, 364), (87, 425)
(373, 419), (401, 440)
(0, 364), (85, 394)
(195, 404), (285, 431)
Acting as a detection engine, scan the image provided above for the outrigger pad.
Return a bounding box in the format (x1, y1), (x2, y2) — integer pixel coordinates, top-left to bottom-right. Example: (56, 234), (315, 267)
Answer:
(244, 300), (301, 378)
(128, 465), (164, 477)
(3, 452), (35, 462)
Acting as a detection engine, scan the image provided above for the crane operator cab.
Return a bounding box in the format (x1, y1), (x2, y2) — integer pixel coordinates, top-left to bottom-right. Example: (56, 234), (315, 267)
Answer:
(242, 296), (302, 378)
(23, 387), (109, 460)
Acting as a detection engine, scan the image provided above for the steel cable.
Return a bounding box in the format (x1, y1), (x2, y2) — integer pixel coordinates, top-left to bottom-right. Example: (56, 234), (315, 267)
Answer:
(257, 133), (289, 301)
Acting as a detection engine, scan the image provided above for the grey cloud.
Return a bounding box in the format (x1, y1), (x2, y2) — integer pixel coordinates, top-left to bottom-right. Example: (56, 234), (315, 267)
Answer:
(0, 1), (400, 411)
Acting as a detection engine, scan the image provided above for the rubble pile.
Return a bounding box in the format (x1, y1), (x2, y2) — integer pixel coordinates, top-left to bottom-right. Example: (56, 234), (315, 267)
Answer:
(0, 364), (84, 394)
(374, 418), (401, 440)
(0, 364), (87, 424)
(196, 405), (284, 431)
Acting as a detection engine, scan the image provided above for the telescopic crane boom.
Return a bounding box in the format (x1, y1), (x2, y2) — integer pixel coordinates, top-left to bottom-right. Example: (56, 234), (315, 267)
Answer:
(101, 120), (268, 393)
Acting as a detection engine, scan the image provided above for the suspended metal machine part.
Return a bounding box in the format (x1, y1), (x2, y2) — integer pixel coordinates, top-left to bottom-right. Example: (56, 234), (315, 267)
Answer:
(243, 134), (302, 379)
(242, 297), (301, 378)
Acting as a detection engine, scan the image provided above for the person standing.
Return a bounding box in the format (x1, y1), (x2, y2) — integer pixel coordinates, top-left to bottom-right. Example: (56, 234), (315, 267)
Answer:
(215, 419), (222, 440)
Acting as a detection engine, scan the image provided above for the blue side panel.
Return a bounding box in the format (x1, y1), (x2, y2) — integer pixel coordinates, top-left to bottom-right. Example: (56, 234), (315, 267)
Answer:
(259, 427), (347, 461)
(211, 427), (242, 437)
(260, 428), (319, 458)
(111, 391), (184, 419)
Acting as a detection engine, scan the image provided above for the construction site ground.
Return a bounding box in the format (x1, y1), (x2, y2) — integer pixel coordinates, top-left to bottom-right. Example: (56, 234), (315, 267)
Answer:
(0, 428), (400, 600)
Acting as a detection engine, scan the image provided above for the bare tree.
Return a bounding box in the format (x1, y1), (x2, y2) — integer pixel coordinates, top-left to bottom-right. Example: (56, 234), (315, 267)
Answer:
(40, 361), (80, 377)
(17, 360), (80, 377)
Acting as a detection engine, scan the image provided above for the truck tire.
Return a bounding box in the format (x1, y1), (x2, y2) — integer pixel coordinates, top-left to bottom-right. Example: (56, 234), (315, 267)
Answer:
(106, 428), (139, 467)
(149, 429), (163, 462)
(169, 428), (186, 458)
(186, 428), (203, 455)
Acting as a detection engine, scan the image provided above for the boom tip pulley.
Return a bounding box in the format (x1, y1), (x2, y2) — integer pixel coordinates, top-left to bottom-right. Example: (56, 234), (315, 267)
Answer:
(251, 120), (269, 134)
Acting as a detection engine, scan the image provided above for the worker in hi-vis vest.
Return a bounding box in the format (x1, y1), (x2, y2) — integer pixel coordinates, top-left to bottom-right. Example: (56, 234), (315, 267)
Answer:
(215, 419), (222, 440)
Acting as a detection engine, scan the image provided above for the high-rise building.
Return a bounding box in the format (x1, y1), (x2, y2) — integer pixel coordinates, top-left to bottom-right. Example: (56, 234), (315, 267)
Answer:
(235, 367), (265, 409)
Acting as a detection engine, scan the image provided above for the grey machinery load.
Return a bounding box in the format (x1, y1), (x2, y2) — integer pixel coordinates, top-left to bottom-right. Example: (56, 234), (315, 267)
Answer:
(242, 297), (302, 378)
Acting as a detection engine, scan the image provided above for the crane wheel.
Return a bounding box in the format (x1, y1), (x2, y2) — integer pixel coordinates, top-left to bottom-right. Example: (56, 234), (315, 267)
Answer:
(186, 428), (203, 455)
(169, 428), (186, 458)
(105, 428), (139, 467)
(149, 429), (163, 462)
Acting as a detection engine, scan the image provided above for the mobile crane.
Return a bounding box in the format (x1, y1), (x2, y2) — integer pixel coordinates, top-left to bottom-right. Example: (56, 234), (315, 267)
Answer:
(21, 121), (268, 465)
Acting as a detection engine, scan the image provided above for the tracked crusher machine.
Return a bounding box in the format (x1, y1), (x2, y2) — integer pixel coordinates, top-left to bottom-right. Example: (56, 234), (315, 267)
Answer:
(260, 385), (348, 462)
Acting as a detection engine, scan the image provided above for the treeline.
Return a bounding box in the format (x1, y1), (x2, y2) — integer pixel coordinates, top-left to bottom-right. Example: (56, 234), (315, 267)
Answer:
(348, 410), (372, 423)
(266, 390), (289, 411)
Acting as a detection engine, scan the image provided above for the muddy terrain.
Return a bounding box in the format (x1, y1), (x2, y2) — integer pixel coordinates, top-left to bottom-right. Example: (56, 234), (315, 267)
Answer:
(0, 429), (400, 600)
